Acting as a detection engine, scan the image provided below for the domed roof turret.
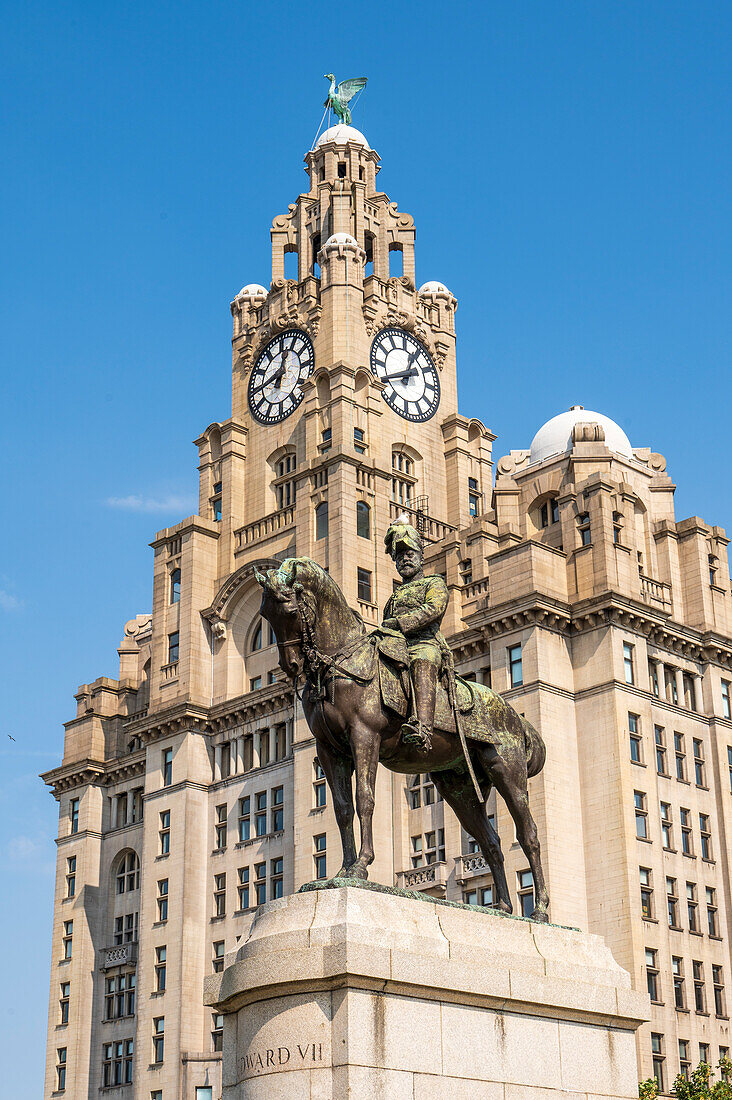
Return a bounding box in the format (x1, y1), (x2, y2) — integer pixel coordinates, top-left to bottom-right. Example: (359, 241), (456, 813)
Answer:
(419, 281), (452, 296)
(529, 406), (633, 465)
(313, 125), (370, 151)
(234, 284), (267, 300)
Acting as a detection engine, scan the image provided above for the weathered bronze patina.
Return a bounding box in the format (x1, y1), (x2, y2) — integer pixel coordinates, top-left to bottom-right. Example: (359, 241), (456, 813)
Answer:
(254, 526), (550, 921)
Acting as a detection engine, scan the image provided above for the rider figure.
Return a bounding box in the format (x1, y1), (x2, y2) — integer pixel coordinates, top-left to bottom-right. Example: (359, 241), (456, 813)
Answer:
(382, 520), (449, 750)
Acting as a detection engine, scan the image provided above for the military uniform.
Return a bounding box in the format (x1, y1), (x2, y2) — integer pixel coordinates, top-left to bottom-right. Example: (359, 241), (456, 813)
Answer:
(382, 519), (450, 748)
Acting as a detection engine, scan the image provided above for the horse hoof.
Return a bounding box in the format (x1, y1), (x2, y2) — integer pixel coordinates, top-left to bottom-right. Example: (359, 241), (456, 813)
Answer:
(531, 907), (550, 924)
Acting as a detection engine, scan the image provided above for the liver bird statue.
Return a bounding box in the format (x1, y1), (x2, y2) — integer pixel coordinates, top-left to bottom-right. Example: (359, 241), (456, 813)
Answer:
(323, 74), (367, 125)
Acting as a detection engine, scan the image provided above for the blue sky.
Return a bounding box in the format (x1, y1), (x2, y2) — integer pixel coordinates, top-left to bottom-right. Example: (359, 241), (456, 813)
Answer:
(2, 1), (730, 1083)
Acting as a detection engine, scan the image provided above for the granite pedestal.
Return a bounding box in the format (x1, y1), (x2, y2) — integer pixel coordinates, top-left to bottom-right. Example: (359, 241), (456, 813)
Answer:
(204, 881), (648, 1099)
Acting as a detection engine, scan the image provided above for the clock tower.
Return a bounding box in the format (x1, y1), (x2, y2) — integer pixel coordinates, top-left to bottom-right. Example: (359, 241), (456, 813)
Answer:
(209, 122), (494, 623)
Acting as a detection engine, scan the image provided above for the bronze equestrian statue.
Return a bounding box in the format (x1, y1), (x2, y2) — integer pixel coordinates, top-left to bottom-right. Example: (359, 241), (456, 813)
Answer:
(254, 520), (550, 922)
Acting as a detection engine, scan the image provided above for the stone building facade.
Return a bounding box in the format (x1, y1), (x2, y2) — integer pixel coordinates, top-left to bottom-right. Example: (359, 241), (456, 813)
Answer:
(43, 123), (732, 1098)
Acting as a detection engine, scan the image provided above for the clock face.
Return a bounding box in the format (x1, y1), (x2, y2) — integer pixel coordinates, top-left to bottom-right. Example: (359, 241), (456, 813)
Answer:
(247, 330), (314, 424)
(370, 328), (440, 422)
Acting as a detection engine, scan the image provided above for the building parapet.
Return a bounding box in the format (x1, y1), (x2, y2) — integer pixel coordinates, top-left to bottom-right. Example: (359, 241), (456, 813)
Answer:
(234, 504), (295, 554)
(388, 500), (456, 544)
(454, 852), (491, 883)
(100, 942), (138, 971)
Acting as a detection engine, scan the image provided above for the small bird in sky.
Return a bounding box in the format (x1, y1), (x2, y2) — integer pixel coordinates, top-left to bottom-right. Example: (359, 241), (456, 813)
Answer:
(8, 734), (15, 741)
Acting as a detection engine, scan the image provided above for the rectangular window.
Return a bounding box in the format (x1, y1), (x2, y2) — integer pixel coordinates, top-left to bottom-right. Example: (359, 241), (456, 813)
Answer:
(687, 882), (699, 932)
(508, 644), (523, 688)
(684, 673), (697, 712)
(679, 1038), (691, 1079)
(707, 886), (719, 936)
(167, 631), (179, 664)
(102, 1039), (133, 1086)
(661, 802), (673, 849)
(693, 960), (706, 1013)
(517, 870), (534, 917)
(674, 732), (687, 780)
(649, 660), (660, 697)
(254, 861), (266, 905)
(723, 681), (731, 719)
(238, 797), (250, 842)
(152, 1017), (164, 1064)
(114, 913), (138, 945)
(357, 567), (372, 603)
(713, 965), (726, 1017)
(237, 867), (250, 911)
(56, 1047), (67, 1091)
(665, 665), (678, 705)
(271, 857), (284, 899)
(463, 885), (494, 906)
(274, 723), (287, 761)
(673, 957), (686, 1009)
(258, 729), (270, 767)
(62, 920), (73, 960)
(157, 879), (168, 922)
(155, 946), (166, 992)
(313, 758), (326, 807)
(66, 856), (76, 898)
(640, 867), (653, 919)
(667, 877), (679, 928)
(214, 873), (226, 917)
(700, 1042), (710, 1066)
(215, 804), (227, 850)
(692, 737), (705, 786)
(159, 810), (170, 855)
(250, 675), (262, 691)
(629, 713), (642, 763)
(654, 726), (667, 775)
(272, 786), (284, 832)
(623, 643), (635, 685)
(353, 426), (366, 453)
(69, 798), (79, 835)
(634, 791), (648, 840)
(680, 808), (693, 855)
(212, 940), (224, 974)
(651, 1033), (664, 1092)
(700, 813), (712, 860)
(411, 834), (423, 868)
(314, 833), (327, 880)
(211, 1012), (224, 1053)
(59, 982), (70, 1025)
(255, 791), (267, 836)
(162, 747), (173, 787)
(646, 948), (660, 1002)
(578, 512), (591, 546)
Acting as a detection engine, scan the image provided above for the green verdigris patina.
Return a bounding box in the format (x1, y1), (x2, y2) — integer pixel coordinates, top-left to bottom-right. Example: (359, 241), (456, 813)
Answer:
(323, 74), (368, 126)
(254, 520), (550, 921)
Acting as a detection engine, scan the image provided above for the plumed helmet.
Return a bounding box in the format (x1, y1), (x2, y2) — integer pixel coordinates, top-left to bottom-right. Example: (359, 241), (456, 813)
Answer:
(384, 520), (423, 559)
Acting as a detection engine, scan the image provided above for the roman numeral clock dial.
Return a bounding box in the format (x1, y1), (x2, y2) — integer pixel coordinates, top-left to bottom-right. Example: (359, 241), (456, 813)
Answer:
(247, 330), (314, 424)
(370, 328), (440, 422)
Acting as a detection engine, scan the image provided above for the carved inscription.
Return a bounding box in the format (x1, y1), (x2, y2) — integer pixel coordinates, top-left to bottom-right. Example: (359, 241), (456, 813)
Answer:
(239, 1041), (327, 1078)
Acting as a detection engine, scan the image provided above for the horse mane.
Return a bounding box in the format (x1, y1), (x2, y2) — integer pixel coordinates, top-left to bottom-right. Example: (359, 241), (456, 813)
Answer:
(275, 557), (366, 638)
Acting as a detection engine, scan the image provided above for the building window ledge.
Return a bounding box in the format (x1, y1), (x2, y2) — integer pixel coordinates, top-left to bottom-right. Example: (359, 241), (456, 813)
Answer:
(662, 847), (677, 854)
(210, 915), (225, 924)
(716, 1014), (730, 1021)
(642, 917), (659, 925)
(689, 930), (704, 938)
(677, 778), (691, 786)
(702, 858), (716, 865)
(211, 848), (226, 856)
(310, 807), (326, 816)
(234, 907), (257, 917)
(695, 1010), (711, 1017)
(150, 990), (165, 998)
(631, 761), (647, 768)
(152, 920), (167, 929)
(669, 924), (683, 932)
(675, 1007), (690, 1014)
(155, 853), (169, 862)
(709, 934), (724, 942)
(637, 837), (653, 845)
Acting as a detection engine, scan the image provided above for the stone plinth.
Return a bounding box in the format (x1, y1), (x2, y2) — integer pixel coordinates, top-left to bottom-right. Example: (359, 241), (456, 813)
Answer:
(204, 881), (648, 1099)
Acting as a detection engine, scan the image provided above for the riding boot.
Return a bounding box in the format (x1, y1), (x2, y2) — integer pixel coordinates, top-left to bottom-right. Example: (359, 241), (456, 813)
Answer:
(400, 659), (438, 750)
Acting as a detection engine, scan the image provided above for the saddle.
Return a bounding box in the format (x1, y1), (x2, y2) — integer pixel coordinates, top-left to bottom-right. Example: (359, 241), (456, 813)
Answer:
(341, 628), (477, 737)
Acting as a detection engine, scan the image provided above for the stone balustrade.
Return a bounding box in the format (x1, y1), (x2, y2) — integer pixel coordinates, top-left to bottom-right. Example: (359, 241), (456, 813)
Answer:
(101, 941), (138, 971)
(454, 852), (490, 882)
(235, 505), (295, 553)
(640, 573), (673, 611)
(395, 860), (448, 896)
(388, 501), (456, 544)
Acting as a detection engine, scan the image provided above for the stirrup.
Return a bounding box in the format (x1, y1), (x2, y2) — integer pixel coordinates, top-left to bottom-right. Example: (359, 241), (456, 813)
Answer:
(400, 721), (431, 750)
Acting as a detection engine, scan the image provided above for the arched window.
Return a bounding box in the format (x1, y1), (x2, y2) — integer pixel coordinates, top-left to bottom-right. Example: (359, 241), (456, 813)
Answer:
(539, 498), (560, 529)
(315, 502), (329, 541)
(115, 852), (140, 895)
(170, 568), (181, 604)
(251, 622), (263, 652)
(356, 501), (370, 539)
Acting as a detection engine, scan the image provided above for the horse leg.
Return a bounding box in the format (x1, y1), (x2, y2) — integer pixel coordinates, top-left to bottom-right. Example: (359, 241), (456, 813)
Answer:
(430, 768), (512, 914)
(347, 722), (379, 880)
(491, 762), (550, 923)
(315, 742), (356, 878)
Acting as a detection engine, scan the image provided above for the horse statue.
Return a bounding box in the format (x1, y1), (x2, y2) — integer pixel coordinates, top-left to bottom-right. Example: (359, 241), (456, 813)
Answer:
(254, 555), (550, 922)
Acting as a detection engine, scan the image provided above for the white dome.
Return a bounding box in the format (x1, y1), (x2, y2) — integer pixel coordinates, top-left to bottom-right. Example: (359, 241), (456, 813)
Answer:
(419, 281), (452, 296)
(314, 125), (370, 151)
(529, 406), (633, 465)
(235, 283), (267, 299)
(324, 233), (358, 247)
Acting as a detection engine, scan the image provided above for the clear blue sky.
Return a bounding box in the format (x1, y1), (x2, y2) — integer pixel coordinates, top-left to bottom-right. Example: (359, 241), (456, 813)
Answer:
(2, 1), (730, 1084)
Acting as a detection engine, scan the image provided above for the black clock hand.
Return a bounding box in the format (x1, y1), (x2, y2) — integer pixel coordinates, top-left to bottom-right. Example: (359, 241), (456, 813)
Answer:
(384, 366), (419, 383)
(251, 363), (287, 395)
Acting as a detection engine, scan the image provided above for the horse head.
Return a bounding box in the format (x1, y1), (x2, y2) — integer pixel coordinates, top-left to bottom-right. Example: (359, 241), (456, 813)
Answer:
(254, 557), (364, 680)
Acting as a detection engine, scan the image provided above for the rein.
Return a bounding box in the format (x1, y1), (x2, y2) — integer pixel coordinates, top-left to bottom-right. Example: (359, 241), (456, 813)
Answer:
(289, 584), (375, 702)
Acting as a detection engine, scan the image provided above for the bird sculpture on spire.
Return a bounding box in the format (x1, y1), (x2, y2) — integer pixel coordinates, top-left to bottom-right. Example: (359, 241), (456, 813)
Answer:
(323, 74), (368, 125)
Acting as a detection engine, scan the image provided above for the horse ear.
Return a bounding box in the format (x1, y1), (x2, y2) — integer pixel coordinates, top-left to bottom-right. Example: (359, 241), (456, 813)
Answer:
(253, 567), (268, 588)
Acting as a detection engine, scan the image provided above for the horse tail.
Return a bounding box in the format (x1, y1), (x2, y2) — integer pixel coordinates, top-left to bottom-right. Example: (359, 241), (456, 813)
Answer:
(522, 717), (546, 778)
